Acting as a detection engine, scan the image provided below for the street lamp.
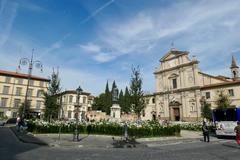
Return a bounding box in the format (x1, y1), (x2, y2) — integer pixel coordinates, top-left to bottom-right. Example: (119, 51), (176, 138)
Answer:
(18, 49), (43, 119)
(73, 85), (83, 141)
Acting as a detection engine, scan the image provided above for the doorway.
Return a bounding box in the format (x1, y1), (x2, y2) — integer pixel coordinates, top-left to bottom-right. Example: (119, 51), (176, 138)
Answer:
(173, 108), (180, 121)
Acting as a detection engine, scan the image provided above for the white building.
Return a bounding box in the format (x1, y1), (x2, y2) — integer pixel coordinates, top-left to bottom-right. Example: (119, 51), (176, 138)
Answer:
(59, 90), (94, 121)
(142, 48), (240, 121)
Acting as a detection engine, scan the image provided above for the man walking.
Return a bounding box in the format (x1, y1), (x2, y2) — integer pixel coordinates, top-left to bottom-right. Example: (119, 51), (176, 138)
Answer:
(202, 118), (210, 142)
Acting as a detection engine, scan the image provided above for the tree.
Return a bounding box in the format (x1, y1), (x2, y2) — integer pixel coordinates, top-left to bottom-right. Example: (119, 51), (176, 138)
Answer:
(18, 102), (31, 119)
(104, 81), (113, 114)
(215, 90), (232, 109)
(124, 87), (132, 113)
(119, 89), (124, 111)
(129, 66), (145, 118)
(92, 93), (107, 111)
(44, 69), (61, 121)
(201, 103), (212, 120)
(105, 80), (110, 93)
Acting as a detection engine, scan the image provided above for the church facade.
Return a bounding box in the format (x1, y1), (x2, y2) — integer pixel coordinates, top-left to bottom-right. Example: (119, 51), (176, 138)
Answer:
(142, 48), (240, 121)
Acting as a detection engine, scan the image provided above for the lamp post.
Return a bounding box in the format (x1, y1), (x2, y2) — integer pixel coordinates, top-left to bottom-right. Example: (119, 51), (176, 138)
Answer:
(73, 86), (83, 141)
(18, 49), (43, 119)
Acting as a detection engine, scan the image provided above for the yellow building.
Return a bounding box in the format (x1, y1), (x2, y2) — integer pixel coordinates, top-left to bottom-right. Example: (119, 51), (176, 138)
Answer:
(143, 48), (240, 122)
(0, 69), (49, 118)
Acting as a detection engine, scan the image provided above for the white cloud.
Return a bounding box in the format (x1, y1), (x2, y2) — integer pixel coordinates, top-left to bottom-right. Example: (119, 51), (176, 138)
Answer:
(93, 53), (115, 62)
(0, 1), (18, 47)
(77, 0), (240, 67)
(79, 43), (101, 53)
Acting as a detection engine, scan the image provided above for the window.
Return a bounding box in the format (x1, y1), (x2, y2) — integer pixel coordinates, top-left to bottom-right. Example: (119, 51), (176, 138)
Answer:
(83, 97), (86, 103)
(37, 90), (43, 97)
(27, 89), (33, 97)
(39, 81), (44, 87)
(14, 99), (21, 108)
(36, 101), (41, 109)
(2, 86), (10, 94)
(68, 111), (72, 118)
(69, 95), (73, 103)
(142, 110), (145, 117)
(206, 92), (211, 99)
(27, 100), (32, 107)
(228, 89), (234, 96)
(1, 98), (8, 107)
(16, 87), (22, 96)
(172, 78), (177, 89)
(152, 98), (155, 104)
(29, 80), (34, 86)
(12, 112), (17, 118)
(5, 77), (11, 83)
(17, 78), (23, 84)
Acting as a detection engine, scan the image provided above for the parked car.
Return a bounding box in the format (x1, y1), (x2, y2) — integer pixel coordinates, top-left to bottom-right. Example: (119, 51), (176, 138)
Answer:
(6, 118), (17, 124)
(0, 120), (6, 126)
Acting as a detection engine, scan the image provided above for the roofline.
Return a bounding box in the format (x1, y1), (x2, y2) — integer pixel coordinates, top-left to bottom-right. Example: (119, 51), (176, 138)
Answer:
(198, 71), (229, 82)
(0, 69), (50, 82)
(61, 90), (91, 96)
(201, 80), (240, 90)
(154, 61), (199, 74)
(160, 50), (189, 62)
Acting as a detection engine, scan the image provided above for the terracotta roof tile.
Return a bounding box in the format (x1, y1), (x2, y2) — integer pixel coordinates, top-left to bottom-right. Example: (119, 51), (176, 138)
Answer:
(201, 80), (240, 89)
(0, 69), (50, 81)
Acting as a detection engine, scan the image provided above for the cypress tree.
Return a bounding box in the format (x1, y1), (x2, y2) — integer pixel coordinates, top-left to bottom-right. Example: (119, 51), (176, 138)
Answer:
(124, 86), (131, 113)
(129, 66), (145, 118)
(119, 89), (124, 112)
(105, 80), (110, 94)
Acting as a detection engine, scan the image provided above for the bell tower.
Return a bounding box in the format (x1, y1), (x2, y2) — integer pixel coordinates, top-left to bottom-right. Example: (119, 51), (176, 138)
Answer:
(230, 56), (239, 80)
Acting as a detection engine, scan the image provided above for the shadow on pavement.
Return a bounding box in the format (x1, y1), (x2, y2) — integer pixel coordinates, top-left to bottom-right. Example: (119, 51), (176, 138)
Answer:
(10, 126), (48, 145)
(222, 143), (240, 149)
(112, 137), (147, 148)
(0, 127), (43, 160)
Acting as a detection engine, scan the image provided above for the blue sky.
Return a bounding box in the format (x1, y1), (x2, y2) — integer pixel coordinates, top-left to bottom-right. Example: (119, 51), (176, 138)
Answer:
(0, 0), (240, 96)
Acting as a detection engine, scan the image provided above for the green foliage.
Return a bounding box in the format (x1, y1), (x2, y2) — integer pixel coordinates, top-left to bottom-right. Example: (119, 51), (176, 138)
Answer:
(44, 70), (61, 121)
(120, 87), (131, 113)
(18, 102), (31, 118)
(27, 120), (181, 137)
(129, 66), (145, 118)
(92, 93), (108, 112)
(119, 89), (124, 111)
(201, 103), (212, 120)
(179, 123), (215, 133)
(215, 90), (232, 109)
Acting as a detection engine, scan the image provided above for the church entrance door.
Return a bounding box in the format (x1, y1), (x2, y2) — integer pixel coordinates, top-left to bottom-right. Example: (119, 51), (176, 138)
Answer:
(173, 108), (180, 121)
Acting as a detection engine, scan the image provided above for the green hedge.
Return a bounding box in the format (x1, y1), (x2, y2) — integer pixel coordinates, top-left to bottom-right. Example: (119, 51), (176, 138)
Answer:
(179, 123), (215, 132)
(27, 121), (180, 138)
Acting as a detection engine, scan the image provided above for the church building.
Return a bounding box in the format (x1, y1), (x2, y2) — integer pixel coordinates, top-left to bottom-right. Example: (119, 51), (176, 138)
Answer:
(142, 48), (240, 121)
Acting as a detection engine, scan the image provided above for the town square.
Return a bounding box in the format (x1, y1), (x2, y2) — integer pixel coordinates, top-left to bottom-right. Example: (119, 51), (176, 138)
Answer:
(0, 0), (240, 159)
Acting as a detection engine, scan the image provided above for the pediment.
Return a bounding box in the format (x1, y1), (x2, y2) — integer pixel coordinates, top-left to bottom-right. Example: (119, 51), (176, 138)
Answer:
(160, 49), (188, 62)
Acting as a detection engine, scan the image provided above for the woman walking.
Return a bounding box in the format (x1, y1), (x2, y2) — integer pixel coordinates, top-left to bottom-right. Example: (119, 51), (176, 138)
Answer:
(234, 121), (240, 145)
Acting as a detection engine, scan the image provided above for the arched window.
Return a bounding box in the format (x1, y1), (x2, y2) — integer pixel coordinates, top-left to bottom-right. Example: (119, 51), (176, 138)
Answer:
(152, 98), (155, 104)
(233, 71), (236, 77)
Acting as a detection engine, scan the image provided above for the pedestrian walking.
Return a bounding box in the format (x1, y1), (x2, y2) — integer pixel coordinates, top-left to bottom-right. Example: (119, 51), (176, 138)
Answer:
(202, 118), (210, 142)
(16, 116), (21, 132)
(234, 121), (240, 145)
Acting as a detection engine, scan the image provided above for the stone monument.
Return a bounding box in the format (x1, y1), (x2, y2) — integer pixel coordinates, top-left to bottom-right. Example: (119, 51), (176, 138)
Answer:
(110, 87), (121, 120)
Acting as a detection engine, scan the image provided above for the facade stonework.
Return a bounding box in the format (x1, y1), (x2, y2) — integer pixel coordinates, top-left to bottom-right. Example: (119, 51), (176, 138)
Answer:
(59, 90), (94, 121)
(0, 69), (49, 118)
(143, 49), (240, 121)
